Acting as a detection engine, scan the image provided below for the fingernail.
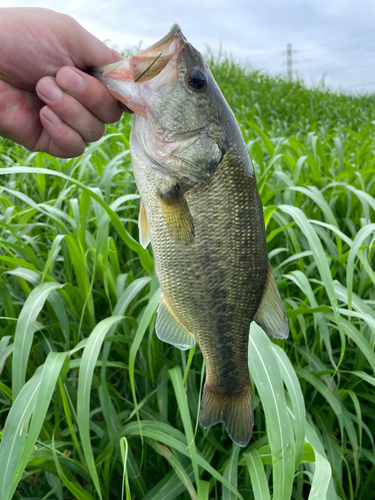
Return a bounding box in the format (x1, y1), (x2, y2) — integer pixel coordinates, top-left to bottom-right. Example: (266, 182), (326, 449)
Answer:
(38, 78), (63, 102)
(43, 106), (62, 125)
(58, 68), (83, 93)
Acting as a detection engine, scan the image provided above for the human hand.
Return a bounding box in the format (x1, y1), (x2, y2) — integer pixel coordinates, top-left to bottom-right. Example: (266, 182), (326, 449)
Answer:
(0, 8), (127, 158)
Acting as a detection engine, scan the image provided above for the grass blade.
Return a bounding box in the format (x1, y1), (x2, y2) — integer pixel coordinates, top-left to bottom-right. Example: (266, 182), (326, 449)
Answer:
(279, 205), (345, 366)
(223, 444), (241, 500)
(346, 223), (375, 310)
(77, 316), (123, 499)
(0, 368), (43, 499)
(169, 366), (199, 495)
(12, 282), (64, 399)
(248, 324), (295, 500)
(244, 449), (271, 500)
(128, 288), (161, 432)
(272, 344), (306, 467)
(10, 352), (68, 497)
(0, 166), (154, 273)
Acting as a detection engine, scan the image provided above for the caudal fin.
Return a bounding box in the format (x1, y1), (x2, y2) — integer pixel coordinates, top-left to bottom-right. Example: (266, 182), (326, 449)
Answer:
(199, 384), (253, 447)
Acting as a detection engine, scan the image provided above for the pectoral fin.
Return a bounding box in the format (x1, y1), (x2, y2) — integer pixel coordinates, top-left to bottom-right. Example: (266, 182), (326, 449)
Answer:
(138, 200), (151, 248)
(160, 185), (194, 244)
(155, 294), (195, 350)
(254, 261), (289, 339)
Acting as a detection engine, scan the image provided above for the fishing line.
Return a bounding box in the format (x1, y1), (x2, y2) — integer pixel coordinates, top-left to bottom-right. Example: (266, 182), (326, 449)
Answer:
(134, 52), (163, 82)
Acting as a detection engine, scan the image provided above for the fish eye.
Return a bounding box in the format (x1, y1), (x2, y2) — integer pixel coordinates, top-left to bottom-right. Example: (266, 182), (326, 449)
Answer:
(187, 69), (207, 91)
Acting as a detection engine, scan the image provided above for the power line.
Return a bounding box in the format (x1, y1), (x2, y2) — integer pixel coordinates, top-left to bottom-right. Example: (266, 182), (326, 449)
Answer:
(297, 28), (375, 52)
(249, 52), (283, 62)
(348, 81), (375, 88)
(246, 39), (375, 91)
(296, 41), (375, 60)
(245, 28), (375, 63)
(297, 59), (375, 71)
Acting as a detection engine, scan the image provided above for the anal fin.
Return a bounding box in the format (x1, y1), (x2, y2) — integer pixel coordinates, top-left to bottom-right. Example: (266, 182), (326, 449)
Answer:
(160, 185), (194, 245)
(254, 261), (289, 339)
(155, 294), (195, 350)
(138, 200), (150, 248)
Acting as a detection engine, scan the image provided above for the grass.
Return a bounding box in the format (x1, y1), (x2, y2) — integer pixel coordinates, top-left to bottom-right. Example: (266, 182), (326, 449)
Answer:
(0, 53), (374, 499)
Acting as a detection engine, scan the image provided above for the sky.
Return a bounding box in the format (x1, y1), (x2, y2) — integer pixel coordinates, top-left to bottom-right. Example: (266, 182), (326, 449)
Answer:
(2, 0), (375, 94)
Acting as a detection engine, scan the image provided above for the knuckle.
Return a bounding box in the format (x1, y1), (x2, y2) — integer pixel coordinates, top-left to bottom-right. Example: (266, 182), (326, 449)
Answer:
(36, 77), (62, 104)
(87, 86), (104, 108)
(51, 127), (85, 158)
(89, 122), (105, 142)
(108, 105), (123, 123)
(30, 144), (45, 153)
(56, 140), (85, 158)
(82, 81), (119, 122)
(72, 144), (86, 158)
(56, 67), (84, 96)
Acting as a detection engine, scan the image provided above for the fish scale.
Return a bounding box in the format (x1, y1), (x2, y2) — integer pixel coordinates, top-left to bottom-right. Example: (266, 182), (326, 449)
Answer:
(134, 133), (266, 391)
(92, 23), (289, 446)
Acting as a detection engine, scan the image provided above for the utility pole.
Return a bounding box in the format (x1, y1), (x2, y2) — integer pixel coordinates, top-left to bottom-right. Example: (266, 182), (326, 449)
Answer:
(286, 43), (293, 79)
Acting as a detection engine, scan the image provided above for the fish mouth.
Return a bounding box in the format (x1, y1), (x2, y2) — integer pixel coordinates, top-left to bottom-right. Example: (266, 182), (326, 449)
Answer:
(91, 24), (186, 108)
(91, 25), (208, 185)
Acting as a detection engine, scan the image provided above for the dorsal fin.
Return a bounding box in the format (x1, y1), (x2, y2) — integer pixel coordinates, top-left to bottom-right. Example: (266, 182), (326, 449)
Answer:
(155, 294), (195, 350)
(160, 185), (194, 245)
(254, 261), (289, 339)
(138, 200), (150, 248)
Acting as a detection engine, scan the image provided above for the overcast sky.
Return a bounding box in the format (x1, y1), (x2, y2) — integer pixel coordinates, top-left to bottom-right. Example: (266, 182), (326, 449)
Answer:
(2, 0), (375, 93)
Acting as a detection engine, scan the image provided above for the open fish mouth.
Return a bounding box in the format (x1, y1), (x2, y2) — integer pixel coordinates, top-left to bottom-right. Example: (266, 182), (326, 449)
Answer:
(90, 24), (186, 112)
(91, 25), (215, 185)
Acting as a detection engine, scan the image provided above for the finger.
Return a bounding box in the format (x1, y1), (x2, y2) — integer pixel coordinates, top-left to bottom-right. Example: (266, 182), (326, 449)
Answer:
(0, 79), (43, 150)
(33, 105), (86, 158)
(65, 18), (124, 69)
(36, 76), (105, 143)
(56, 66), (125, 122)
(119, 102), (134, 115)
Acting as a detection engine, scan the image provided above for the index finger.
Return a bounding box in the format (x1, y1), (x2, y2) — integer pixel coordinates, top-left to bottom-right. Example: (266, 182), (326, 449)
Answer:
(56, 66), (127, 123)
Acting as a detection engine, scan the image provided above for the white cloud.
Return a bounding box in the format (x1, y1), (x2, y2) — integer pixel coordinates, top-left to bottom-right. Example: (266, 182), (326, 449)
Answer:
(1, 0), (375, 92)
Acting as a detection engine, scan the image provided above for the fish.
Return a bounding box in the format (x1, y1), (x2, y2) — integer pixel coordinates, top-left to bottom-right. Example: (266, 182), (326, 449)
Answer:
(92, 24), (289, 447)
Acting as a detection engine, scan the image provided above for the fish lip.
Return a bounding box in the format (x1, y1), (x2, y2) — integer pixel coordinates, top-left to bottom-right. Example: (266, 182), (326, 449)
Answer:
(144, 23), (184, 53)
(90, 24), (186, 83)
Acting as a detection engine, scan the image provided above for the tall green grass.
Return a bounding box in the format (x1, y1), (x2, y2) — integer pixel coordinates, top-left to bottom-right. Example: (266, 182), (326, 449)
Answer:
(0, 55), (374, 499)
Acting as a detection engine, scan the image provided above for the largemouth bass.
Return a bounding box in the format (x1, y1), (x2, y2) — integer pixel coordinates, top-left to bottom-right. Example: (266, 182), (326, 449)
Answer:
(92, 25), (288, 446)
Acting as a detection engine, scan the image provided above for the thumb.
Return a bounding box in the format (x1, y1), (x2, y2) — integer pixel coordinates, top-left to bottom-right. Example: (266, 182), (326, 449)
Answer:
(63, 18), (124, 70)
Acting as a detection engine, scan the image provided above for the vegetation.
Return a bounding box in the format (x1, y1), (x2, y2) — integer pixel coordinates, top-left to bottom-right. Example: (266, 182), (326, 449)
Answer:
(0, 54), (374, 500)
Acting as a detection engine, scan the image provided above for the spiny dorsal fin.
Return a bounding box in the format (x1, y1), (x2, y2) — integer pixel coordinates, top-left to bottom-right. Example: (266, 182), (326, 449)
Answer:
(160, 185), (194, 245)
(138, 200), (150, 248)
(155, 294), (195, 350)
(254, 261), (289, 339)
(199, 383), (253, 447)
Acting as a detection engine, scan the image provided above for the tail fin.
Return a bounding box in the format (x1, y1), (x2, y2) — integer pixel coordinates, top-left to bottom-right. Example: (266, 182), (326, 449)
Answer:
(199, 384), (253, 447)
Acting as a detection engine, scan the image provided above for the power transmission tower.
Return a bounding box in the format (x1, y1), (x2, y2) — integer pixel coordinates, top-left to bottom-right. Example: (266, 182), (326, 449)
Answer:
(286, 43), (293, 79)
(282, 44), (297, 79)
